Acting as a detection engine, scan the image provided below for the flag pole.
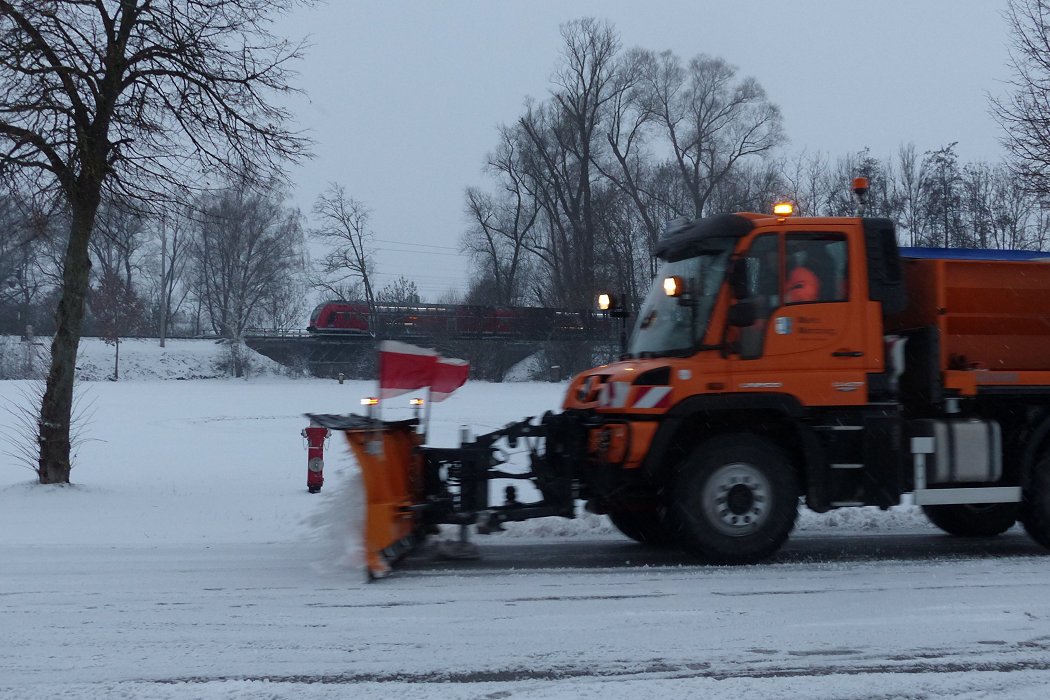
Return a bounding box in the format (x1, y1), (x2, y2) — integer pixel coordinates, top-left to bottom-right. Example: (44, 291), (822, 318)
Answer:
(373, 342), (382, 422)
(422, 385), (433, 443)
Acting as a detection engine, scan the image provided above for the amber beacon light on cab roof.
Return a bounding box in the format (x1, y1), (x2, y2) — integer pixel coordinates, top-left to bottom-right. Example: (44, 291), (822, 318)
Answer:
(310, 178), (1050, 578)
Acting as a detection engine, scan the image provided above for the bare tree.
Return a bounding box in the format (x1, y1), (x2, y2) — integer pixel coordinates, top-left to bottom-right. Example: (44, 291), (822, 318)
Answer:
(592, 185), (648, 309)
(987, 163), (1042, 249)
(597, 49), (653, 208)
(597, 46), (672, 283)
(257, 276), (308, 333)
(781, 150), (836, 217)
(152, 205), (193, 345)
(961, 162), (994, 249)
(462, 125), (539, 306)
(811, 148), (899, 219)
(993, 0), (1050, 195)
(518, 18), (621, 308)
(0, 1), (311, 483)
(376, 276), (421, 305)
(640, 51), (785, 218)
(90, 197), (147, 292)
(895, 143), (929, 246)
(0, 191), (20, 287)
(88, 268), (145, 380)
(310, 183), (378, 331)
(921, 143), (964, 248)
(191, 183), (304, 350)
(0, 186), (57, 335)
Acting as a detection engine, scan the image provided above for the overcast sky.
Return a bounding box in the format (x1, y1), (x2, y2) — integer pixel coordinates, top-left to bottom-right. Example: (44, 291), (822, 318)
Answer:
(277, 1), (1013, 301)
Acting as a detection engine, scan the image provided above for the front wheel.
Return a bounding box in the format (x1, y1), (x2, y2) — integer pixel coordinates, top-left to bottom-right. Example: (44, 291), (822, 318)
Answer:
(922, 503), (1017, 537)
(669, 434), (800, 564)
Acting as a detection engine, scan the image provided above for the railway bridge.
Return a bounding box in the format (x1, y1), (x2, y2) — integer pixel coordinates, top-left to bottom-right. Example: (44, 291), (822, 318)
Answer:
(243, 328), (619, 381)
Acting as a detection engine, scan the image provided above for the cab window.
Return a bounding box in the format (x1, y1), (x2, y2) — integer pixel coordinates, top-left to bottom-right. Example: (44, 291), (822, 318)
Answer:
(785, 234), (848, 304)
(729, 234), (779, 359)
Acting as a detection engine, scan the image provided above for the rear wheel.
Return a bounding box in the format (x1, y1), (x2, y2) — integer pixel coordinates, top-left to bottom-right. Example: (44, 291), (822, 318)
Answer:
(608, 507), (674, 547)
(669, 434), (800, 564)
(922, 503), (1017, 537)
(1021, 454), (1050, 548)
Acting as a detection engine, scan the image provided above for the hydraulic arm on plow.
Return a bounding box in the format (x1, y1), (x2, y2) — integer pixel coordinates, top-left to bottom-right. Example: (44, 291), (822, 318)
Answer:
(306, 412), (579, 578)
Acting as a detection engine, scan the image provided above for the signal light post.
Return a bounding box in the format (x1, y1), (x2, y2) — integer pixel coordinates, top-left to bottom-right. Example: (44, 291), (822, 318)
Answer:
(598, 293), (630, 356)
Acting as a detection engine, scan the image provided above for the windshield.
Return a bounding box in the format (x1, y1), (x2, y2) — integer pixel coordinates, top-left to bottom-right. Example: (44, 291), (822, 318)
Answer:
(629, 244), (732, 356)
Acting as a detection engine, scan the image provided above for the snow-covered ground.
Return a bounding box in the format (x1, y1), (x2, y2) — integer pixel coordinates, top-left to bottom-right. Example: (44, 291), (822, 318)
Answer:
(1, 339), (1049, 698)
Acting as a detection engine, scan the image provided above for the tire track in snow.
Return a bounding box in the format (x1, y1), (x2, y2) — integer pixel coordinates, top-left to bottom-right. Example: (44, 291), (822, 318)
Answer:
(151, 653), (1050, 685)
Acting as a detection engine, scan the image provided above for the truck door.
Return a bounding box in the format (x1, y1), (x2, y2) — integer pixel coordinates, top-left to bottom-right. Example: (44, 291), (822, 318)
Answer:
(730, 229), (873, 406)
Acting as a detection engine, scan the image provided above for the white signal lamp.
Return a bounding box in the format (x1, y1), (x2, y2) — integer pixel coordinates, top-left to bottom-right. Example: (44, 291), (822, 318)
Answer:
(597, 293), (613, 311)
(663, 275), (684, 297)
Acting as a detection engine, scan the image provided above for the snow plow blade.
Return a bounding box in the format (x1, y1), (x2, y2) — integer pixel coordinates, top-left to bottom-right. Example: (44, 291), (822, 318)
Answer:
(307, 414), (427, 578)
(306, 411), (579, 579)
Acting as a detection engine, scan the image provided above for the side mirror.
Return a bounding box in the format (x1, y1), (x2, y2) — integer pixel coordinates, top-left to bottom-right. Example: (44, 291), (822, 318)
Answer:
(727, 301), (757, 327)
(729, 260), (749, 300)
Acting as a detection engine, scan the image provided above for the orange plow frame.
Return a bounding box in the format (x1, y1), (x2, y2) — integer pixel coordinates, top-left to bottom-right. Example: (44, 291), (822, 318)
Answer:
(308, 414), (427, 578)
(306, 411), (578, 579)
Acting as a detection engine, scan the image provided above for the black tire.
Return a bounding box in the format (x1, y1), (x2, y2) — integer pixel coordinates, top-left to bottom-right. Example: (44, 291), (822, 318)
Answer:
(668, 434), (800, 564)
(608, 508), (675, 547)
(1021, 454), (1050, 548)
(922, 503), (1017, 537)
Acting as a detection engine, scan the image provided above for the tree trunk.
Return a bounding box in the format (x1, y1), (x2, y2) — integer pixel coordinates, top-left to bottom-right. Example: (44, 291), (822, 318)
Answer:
(37, 197), (98, 484)
(114, 337), (120, 381)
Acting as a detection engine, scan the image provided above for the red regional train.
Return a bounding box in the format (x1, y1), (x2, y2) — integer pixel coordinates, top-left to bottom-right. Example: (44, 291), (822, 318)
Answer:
(307, 301), (600, 337)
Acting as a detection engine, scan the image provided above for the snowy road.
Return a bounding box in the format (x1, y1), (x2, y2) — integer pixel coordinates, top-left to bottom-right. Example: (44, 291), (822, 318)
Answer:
(4, 532), (1050, 698)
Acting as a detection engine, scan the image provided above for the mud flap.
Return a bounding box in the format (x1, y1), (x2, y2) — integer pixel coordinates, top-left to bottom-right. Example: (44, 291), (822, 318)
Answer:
(307, 414), (426, 579)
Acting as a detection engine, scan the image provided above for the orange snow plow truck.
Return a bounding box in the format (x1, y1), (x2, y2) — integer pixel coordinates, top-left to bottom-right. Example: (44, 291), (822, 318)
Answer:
(310, 185), (1050, 577)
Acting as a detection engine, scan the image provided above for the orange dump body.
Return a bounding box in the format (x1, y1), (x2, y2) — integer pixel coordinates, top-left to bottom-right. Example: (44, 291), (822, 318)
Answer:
(889, 257), (1050, 372)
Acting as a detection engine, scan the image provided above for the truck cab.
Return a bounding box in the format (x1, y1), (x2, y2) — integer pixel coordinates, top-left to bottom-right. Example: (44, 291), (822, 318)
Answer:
(565, 209), (903, 468)
(561, 202), (1050, 563)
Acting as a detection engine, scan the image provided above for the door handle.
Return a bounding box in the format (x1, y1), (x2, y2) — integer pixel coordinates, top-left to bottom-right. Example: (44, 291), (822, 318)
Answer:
(832, 350), (864, 358)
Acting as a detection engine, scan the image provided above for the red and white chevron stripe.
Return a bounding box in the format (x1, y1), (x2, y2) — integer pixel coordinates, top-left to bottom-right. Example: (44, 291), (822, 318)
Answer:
(597, 382), (672, 409)
(632, 386), (672, 409)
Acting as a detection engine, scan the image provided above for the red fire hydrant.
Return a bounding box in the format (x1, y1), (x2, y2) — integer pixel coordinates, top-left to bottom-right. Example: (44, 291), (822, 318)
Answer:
(302, 422), (330, 493)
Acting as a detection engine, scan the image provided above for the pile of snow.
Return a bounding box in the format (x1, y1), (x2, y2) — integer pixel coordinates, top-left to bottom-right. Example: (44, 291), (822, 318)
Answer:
(303, 448), (368, 574)
(494, 503), (932, 539)
(797, 501), (931, 530)
(3, 334), (290, 381)
(503, 351), (544, 382)
(73, 337), (285, 381)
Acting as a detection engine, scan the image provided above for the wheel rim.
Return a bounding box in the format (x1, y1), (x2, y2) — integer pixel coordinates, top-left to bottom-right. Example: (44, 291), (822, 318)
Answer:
(701, 461), (771, 536)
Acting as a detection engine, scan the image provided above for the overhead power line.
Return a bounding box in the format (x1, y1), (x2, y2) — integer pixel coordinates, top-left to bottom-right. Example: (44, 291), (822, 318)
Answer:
(372, 238), (460, 252)
(374, 246), (463, 258)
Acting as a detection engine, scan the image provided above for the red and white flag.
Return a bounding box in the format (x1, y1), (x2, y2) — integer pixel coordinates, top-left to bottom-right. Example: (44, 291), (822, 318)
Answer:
(430, 357), (470, 402)
(378, 341), (438, 399)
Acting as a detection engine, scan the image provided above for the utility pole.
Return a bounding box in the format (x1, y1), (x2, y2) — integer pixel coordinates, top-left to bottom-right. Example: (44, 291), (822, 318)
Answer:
(158, 213), (167, 348)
